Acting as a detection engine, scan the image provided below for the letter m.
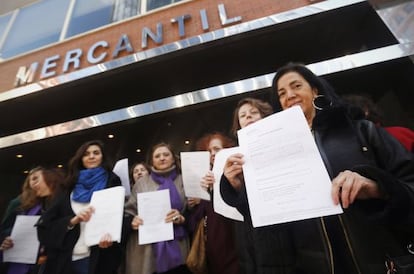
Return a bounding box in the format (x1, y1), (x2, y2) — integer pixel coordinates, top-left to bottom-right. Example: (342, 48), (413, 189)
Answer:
(14, 62), (39, 87)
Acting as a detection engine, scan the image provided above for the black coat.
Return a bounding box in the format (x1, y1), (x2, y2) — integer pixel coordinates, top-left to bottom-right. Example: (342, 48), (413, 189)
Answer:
(221, 108), (414, 274)
(36, 171), (123, 274)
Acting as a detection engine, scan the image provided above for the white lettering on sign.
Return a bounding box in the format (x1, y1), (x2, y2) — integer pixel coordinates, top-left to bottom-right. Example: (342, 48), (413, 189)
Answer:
(14, 4), (242, 87)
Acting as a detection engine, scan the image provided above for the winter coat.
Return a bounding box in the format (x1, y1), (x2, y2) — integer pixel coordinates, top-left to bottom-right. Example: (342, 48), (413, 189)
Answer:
(221, 106), (414, 274)
(123, 173), (189, 274)
(36, 171), (123, 274)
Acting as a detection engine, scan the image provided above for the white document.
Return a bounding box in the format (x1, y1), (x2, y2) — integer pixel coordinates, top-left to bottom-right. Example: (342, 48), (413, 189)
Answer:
(238, 106), (343, 228)
(3, 215), (40, 264)
(84, 186), (125, 246)
(137, 189), (174, 245)
(113, 158), (131, 196)
(212, 147), (244, 221)
(180, 151), (211, 201)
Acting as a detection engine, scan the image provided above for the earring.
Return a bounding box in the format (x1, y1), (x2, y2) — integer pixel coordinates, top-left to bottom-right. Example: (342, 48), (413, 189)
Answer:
(312, 95), (332, 111)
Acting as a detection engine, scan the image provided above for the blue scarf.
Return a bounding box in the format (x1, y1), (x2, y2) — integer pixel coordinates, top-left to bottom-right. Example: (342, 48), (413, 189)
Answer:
(151, 168), (186, 273)
(72, 167), (107, 203)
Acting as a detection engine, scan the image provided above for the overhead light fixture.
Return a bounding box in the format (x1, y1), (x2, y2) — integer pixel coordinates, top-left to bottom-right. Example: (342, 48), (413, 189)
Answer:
(108, 134), (114, 139)
(57, 164), (63, 168)
(184, 140), (190, 145)
(23, 170), (29, 174)
(16, 154), (23, 158)
(136, 148), (141, 153)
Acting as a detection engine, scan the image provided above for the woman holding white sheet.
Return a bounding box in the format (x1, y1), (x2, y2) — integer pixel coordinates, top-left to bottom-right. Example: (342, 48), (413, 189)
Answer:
(36, 140), (123, 274)
(123, 142), (190, 274)
(221, 63), (414, 273)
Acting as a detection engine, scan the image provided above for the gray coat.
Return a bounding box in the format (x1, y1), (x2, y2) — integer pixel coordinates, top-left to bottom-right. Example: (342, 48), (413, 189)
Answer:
(123, 173), (189, 274)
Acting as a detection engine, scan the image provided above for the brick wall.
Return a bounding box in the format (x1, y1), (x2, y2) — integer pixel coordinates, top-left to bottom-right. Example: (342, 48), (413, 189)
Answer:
(0, 0), (315, 93)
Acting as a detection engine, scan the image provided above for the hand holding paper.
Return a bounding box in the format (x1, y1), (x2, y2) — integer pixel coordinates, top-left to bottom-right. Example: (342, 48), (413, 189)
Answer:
(137, 189), (173, 245)
(84, 186), (125, 246)
(3, 215), (40, 264)
(180, 151), (211, 200)
(237, 106), (343, 227)
(212, 147), (244, 221)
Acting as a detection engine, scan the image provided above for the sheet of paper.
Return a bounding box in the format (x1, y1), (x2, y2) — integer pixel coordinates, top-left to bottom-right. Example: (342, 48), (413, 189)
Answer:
(84, 186), (125, 246)
(113, 158), (131, 196)
(3, 215), (40, 264)
(238, 106), (343, 228)
(180, 151), (211, 201)
(212, 147), (244, 221)
(137, 189), (174, 245)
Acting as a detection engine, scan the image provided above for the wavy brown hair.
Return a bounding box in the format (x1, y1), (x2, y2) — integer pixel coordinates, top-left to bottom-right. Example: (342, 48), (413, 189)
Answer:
(147, 142), (181, 173)
(20, 166), (64, 210)
(230, 97), (273, 137)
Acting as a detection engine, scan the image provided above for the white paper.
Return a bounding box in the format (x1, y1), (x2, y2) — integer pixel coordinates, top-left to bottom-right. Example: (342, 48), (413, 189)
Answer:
(84, 186), (125, 246)
(238, 106), (343, 228)
(113, 158), (131, 196)
(212, 147), (244, 221)
(180, 151), (211, 201)
(3, 215), (40, 264)
(137, 189), (174, 245)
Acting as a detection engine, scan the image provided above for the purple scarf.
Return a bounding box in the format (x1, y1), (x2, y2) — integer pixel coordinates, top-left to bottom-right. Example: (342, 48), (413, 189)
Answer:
(72, 167), (107, 202)
(151, 168), (186, 273)
(3, 204), (42, 274)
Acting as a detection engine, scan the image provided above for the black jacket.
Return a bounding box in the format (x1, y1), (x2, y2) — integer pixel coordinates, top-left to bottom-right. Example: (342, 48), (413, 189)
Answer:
(221, 107), (414, 274)
(36, 171), (123, 274)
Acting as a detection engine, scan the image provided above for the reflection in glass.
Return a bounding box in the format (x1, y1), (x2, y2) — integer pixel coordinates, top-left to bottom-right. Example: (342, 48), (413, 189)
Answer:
(377, 2), (414, 43)
(0, 12), (12, 43)
(1, 0), (70, 59)
(147, 0), (182, 12)
(112, 0), (140, 22)
(65, 0), (115, 38)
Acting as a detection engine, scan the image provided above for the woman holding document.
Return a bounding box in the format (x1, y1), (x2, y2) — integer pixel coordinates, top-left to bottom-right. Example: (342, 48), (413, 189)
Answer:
(1, 166), (63, 274)
(36, 140), (123, 274)
(221, 62), (414, 273)
(186, 132), (240, 274)
(123, 142), (190, 274)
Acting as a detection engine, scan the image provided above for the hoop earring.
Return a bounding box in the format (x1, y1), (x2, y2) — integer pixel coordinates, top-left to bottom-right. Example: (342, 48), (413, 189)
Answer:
(312, 95), (332, 111)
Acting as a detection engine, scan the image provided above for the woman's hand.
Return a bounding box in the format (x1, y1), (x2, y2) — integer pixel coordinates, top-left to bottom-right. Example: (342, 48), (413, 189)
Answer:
(223, 153), (245, 191)
(166, 209), (185, 225)
(0, 236), (13, 251)
(98, 233), (113, 248)
(131, 216), (143, 230)
(201, 171), (215, 190)
(70, 206), (95, 227)
(331, 170), (382, 208)
(187, 197), (201, 208)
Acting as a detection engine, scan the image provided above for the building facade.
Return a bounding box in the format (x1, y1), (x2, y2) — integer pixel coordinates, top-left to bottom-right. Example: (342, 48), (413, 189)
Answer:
(0, 0), (413, 216)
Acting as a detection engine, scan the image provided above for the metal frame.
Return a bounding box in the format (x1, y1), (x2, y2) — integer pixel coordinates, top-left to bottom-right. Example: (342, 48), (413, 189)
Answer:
(1, 0), (414, 149)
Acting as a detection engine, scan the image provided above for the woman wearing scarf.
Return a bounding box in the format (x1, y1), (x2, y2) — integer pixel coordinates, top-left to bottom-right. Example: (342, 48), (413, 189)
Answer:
(1, 166), (63, 274)
(124, 142), (190, 274)
(36, 140), (123, 274)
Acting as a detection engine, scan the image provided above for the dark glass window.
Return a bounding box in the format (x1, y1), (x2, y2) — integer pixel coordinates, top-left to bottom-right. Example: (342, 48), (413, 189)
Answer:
(1, 0), (70, 59)
(65, 0), (115, 38)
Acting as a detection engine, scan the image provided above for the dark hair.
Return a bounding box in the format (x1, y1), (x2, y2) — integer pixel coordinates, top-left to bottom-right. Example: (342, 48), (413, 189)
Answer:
(65, 140), (111, 189)
(196, 131), (235, 151)
(230, 97), (273, 137)
(130, 161), (151, 183)
(20, 166), (64, 210)
(272, 62), (342, 112)
(42, 168), (65, 201)
(147, 142), (181, 172)
(342, 94), (383, 125)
